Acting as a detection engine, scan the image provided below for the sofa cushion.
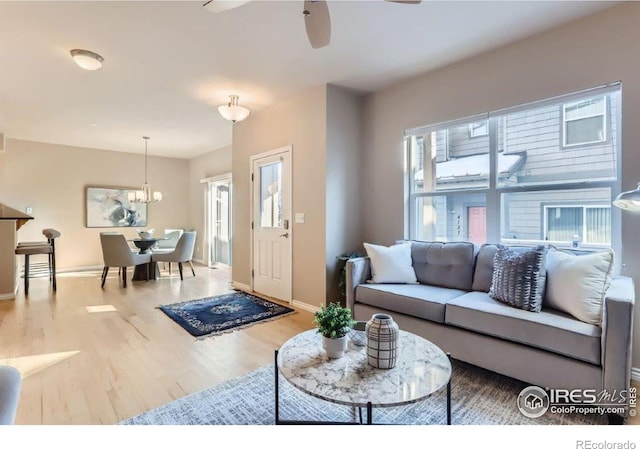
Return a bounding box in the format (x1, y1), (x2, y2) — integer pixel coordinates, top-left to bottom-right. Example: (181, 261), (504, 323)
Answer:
(363, 241), (417, 284)
(356, 283), (467, 323)
(545, 247), (614, 326)
(472, 244), (536, 292)
(472, 244), (498, 292)
(404, 241), (475, 291)
(489, 245), (547, 313)
(445, 291), (601, 365)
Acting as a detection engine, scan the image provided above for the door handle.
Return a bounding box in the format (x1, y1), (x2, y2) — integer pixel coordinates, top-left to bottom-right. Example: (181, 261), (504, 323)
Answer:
(279, 232), (289, 238)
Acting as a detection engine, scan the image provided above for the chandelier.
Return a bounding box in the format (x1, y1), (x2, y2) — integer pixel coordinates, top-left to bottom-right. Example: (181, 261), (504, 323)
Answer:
(128, 136), (162, 203)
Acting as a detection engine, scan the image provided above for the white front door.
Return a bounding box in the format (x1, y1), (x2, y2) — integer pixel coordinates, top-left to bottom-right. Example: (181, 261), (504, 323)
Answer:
(252, 147), (292, 302)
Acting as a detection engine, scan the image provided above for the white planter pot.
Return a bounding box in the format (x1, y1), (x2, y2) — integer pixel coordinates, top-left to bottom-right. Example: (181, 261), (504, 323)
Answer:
(322, 335), (349, 359)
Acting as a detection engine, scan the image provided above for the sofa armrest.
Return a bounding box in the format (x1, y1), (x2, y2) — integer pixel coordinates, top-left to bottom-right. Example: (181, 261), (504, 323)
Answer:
(601, 276), (635, 402)
(0, 365), (21, 425)
(346, 257), (371, 310)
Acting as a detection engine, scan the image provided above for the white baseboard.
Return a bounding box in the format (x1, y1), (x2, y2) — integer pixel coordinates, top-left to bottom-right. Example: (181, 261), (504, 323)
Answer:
(632, 367), (640, 383)
(292, 300), (320, 314)
(0, 292), (15, 300)
(57, 265), (103, 273)
(192, 258), (205, 265)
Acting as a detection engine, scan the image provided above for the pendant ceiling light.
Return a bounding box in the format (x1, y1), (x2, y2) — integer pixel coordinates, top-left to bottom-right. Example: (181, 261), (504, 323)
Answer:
(128, 137), (162, 203)
(218, 95), (250, 123)
(70, 49), (104, 71)
(613, 182), (640, 212)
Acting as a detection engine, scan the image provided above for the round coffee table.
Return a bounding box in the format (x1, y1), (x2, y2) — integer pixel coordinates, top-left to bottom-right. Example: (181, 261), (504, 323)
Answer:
(275, 329), (452, 425)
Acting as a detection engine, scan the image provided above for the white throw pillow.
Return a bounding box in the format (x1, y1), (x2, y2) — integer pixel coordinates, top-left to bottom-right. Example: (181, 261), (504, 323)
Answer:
(363, 242), (417, 284)
(544, 248), (614, 326)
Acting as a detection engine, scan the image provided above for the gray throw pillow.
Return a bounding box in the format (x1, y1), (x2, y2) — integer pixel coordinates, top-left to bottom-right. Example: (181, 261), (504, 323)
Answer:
(489, 245), (547, 312)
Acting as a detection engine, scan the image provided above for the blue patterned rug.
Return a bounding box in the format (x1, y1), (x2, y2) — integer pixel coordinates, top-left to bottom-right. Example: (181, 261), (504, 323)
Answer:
(158, 292), (296, 339)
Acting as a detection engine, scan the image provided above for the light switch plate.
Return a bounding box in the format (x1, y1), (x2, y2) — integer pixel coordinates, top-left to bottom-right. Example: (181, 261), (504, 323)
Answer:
(26, 206), (33, 214)
(295, 213), (305, 224)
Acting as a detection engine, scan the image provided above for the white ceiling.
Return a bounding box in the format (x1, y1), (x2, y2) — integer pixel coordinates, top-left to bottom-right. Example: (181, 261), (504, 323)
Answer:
(0, 0), (617, 159)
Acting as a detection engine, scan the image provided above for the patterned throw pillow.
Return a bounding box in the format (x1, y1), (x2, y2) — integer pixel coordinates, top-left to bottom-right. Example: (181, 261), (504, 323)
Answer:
(489, 245), (547, 312)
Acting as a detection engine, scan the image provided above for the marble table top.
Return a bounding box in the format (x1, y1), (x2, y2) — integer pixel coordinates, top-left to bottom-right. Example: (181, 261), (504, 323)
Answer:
(276, 329), (451, 408)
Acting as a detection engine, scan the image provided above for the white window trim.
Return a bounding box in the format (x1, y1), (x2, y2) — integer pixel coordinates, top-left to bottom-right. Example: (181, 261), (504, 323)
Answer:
(543, 204), (611, 245)
(562, 96), (607, 147)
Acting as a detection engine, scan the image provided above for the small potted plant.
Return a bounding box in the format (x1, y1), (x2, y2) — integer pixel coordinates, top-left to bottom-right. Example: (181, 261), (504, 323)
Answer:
(313, 302), (355, 359)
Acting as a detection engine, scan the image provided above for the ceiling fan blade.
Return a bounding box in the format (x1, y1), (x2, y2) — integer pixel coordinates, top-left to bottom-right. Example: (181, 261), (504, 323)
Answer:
(203, 0), (252, 14)
(303, 0), (331, 49)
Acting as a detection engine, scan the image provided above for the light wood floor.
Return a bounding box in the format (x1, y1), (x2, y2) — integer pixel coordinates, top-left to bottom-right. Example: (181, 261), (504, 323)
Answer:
(0, 264), (315, 424)
(1, 265), (637, 425)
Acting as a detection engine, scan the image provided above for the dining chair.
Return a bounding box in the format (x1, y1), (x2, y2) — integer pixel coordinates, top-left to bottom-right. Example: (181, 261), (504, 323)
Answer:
(15, 228), (61, 295)
(153, 229), (184, 273)
(99, 233), (151, 288)
(155, 229), (183, 251)
(151, 231), (196, 280)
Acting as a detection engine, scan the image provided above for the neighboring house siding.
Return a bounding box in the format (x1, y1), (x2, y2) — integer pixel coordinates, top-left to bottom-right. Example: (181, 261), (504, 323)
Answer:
(503, 188), (610, 241)
(436, 130), (447, 163)
(448, 125), (488, 159)
(503, 96), (617, 184)
(440, 96), (618, 185)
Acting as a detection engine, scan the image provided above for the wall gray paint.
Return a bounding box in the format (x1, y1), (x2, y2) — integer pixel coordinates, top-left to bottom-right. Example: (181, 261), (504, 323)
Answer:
(325, 85), (364, 304)
(361, 2), (640, 367)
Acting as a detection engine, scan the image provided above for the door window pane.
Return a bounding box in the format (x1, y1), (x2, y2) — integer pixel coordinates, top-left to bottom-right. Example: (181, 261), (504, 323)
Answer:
(215, 183), (231, 265)
(260, 162), (282, 228)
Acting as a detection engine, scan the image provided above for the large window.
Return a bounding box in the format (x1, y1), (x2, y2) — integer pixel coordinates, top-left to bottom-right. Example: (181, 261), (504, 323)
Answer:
(406, 83), (620, 252)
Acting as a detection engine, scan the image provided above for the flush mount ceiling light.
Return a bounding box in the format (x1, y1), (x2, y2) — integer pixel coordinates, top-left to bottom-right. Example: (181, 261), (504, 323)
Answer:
(70, 49), (104, 71)
(218, 95), (250, 123)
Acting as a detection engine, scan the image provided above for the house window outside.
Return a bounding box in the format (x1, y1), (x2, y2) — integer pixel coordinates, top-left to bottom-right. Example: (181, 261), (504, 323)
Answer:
(469, 121), (489, 138)
(563, 96), (607, 147)
(544, 205), (611, 245)
(405, 83), (620, 252)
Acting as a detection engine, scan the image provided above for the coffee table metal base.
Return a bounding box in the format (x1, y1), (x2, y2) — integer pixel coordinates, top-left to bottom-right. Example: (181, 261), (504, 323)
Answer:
(274, 349), (452, 425)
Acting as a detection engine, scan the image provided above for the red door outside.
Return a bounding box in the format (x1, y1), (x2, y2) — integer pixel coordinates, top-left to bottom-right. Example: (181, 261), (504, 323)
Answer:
(467, 206), (487, 245)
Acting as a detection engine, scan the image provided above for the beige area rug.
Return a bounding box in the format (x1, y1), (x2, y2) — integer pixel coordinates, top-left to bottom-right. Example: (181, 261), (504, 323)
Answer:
(121, 360), (608, 425)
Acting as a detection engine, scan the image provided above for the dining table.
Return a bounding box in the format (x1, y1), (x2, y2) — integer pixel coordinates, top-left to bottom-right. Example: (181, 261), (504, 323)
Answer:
(129, 238), (161, 281)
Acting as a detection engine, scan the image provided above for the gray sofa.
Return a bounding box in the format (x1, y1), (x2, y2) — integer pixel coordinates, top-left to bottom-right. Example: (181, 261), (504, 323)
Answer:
(346, 240), (635, 419)
(0, 365), (21, 425)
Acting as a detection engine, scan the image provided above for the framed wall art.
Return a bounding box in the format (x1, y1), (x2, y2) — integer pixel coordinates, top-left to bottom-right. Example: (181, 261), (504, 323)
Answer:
(85, 186), (148, 228)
